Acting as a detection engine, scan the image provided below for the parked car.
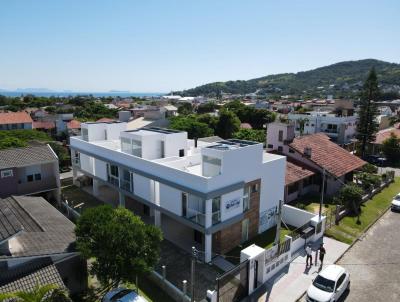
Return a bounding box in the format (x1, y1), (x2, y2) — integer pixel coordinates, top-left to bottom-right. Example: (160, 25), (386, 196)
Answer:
(306, 265), (350, 302)
(102, 288), (147, 302)
(364, 155), (388, 166)
(391, 193), (400, 212)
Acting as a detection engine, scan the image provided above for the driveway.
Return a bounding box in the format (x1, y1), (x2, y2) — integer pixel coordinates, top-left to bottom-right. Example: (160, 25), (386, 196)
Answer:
(336, 209), (400, 302)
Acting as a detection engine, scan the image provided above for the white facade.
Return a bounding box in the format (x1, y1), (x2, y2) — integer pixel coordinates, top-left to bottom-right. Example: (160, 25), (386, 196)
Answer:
(288, 111), (357, 144)
(71, 122), (285, 262)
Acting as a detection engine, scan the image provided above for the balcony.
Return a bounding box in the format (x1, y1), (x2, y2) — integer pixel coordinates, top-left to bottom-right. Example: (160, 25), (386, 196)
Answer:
(184, 209), (221, 227)
(212, 211), (221, 225)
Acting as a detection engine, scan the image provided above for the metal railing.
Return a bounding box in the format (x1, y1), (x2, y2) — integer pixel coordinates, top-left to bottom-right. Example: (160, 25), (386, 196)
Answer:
(212, 211), (221, 225)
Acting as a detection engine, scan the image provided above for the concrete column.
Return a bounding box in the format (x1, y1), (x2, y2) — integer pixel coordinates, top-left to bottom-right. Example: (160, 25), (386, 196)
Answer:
(205, 199), (213, 263)
(205, 199), (212, 228)
(72, 167), (78, 186)
(205, 233), (212, 263)
(119, 192), (125, 208)
(154, 209), (161, 227)
(93, 179), (100, 197)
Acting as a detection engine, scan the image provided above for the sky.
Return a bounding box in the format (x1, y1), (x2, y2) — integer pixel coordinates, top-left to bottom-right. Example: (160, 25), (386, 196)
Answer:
(0, 0), (399, 92)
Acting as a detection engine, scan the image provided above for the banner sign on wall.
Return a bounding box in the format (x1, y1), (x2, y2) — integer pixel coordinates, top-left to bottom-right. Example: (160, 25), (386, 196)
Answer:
(225, 198), (240, 211)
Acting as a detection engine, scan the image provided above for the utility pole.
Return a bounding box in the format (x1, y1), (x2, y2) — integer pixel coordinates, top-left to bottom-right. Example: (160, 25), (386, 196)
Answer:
(319, 168), (326, 220)
(274, 200), (283, 246)
(191, 246), (197, 302)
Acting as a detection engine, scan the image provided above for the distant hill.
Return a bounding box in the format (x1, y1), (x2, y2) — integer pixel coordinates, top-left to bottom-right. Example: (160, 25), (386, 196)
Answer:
(176, 59), (400, 98)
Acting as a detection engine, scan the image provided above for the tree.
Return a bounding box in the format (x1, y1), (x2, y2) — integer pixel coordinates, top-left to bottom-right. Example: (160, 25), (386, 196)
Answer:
(169, 116), (214, 139)
(382, 133), (400, 164)
(337, 184), (364, 215)
(216, 110), (241, 139)
(75, 205), (162, 290)
(297, 118), (309, 136)
(196, 102), (219, 114)
(177, 103), (193, 115)
(233, 129), (266, 143)
(0, 284), (71, 302)
(356, 68), (380, 157)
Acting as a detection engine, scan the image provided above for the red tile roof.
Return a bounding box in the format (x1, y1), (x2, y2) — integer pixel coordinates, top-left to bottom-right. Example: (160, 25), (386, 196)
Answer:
(289, 133), (366, 177)
(66, 119), (81, 129)
(374, 124), (400, 144)
(0, 111), (33, 125)
(285, 160), (315, 185)
(33, 121), (55, 129)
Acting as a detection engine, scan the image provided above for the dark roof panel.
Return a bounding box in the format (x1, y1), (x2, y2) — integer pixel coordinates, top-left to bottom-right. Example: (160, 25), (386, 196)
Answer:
(0, 145), (58, 170)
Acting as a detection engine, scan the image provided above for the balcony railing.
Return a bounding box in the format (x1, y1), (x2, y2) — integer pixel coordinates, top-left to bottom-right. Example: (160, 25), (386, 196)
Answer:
(212, 211), (221, 225)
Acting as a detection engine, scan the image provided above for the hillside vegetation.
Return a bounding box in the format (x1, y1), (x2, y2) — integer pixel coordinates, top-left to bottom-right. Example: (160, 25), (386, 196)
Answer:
(176, 59), (400, 99)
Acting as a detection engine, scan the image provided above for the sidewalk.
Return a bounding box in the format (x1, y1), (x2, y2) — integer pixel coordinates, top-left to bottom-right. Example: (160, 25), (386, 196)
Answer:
(246, 237), (349, 302)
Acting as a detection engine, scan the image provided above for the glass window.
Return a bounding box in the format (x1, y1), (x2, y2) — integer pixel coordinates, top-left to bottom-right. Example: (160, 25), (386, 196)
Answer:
(278, 130), (283, 142)
(313, 276), (335, 292)
(27, 175), (34, 182)
(34, 173), (41, 181)
(131, 139), (142, 157)
(202, 155), (221, 177)
(243, 186), (251, 211)
(336, 274), (345, 289)
(121, 137), (132, 154)
(81, 128), (88, 141)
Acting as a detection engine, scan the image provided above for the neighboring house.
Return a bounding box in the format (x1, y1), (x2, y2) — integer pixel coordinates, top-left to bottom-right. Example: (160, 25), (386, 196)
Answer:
(0, 144), (60, 201)
(66, 119), (81, 137)
(288, 100), (357, 145)
(370, 123), (400, 155)
(267, 122), (365, 200)
(32, 121), (56, 135)
(0, 195), (87, 295)
(70, 122), (286, 262)
(0, 111), (33, 130)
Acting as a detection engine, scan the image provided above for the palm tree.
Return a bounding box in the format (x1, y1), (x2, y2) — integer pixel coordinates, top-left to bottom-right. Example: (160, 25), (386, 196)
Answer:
(0, 284), (71, 302)
(297, 117), (309, 136)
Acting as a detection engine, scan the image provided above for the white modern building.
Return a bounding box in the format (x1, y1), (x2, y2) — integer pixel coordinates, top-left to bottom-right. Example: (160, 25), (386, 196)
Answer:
(288, 111), (357, 144)
(70, 122), (285, 262)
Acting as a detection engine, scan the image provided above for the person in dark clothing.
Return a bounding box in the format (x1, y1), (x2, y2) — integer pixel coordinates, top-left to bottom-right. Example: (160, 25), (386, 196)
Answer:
(319, 243), (326, 269)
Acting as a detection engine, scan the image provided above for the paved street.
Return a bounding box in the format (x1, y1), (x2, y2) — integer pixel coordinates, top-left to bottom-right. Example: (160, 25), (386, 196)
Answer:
(336, 209), (400, 302)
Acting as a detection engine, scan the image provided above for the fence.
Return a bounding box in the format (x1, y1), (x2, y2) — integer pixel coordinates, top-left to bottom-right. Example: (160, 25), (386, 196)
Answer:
(216, 259), (249, 302)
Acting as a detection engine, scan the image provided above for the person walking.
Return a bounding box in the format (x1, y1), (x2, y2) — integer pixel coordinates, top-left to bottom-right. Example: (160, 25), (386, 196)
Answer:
(305, 244), (313, 267)
(318, 243), (326, 269)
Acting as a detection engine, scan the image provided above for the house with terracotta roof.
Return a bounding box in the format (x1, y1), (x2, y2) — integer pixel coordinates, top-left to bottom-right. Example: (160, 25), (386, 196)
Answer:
(267, 122), (365, 199)
(0, 111), (33, 130)
(370, 123), (400, 154)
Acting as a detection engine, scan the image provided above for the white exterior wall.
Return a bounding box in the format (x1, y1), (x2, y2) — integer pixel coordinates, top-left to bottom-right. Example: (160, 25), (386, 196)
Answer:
(80, 153), (94, 174)
(159, 184), (182, 215)
(164, 132), (188, 157)
(220, 189), (244, 221)
(93, 158), (107, 181)
(282, 204), (315, 227)
(134, 174), (153, 201)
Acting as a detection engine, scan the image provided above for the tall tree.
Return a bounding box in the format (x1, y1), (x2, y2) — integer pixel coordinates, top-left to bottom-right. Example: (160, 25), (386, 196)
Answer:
(382, 133), (400, 164)
(75, 205), (162, 290)
(216, 109), (241, 139)
(356, 68), (380, 157)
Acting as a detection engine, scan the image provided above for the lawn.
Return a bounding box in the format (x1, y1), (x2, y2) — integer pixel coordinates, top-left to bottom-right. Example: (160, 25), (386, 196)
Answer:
(225, 225), (292, 264)
(83, 274), (174, 302)
(325, 177), (400, 244)
(61, 185), (104, 213)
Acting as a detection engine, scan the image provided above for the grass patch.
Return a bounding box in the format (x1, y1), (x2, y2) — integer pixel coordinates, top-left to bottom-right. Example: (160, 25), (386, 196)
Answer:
(326, 177), (400, 244)
(61, 185), (104, 212)
(225, 225), (292, 264)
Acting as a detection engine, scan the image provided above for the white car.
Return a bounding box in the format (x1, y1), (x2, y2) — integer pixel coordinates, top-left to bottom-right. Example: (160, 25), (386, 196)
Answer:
(102, 288), (147, 302)
(391, 193), (400, 212)
(306, 265), (350, 302)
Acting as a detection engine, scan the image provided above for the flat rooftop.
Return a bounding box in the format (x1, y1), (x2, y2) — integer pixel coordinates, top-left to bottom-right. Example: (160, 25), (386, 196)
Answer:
(207, 139), (259, 151)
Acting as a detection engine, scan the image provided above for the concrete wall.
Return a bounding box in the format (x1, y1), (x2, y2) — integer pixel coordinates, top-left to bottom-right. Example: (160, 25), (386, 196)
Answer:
(220, 188), (243, 221)
(159, 184), (182, 216)
(282, 204), (315, 228)
(93, 158), (107, 181)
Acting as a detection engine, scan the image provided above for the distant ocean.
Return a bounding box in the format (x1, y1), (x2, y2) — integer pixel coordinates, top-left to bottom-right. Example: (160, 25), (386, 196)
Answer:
(0, 91), (165, 98)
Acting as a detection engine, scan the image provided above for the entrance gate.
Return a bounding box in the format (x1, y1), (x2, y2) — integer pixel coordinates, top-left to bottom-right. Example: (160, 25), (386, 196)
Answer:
(216, 259), (249, 302)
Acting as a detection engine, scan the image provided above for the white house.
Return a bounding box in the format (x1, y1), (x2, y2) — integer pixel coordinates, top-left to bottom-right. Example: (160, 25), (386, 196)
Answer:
(70, 122), (286, 262)
(288, 111), (357, 145)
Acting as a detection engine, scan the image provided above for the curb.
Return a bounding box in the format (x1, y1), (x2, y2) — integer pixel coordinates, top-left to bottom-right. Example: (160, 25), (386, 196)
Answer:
(295, 204), (393, 302)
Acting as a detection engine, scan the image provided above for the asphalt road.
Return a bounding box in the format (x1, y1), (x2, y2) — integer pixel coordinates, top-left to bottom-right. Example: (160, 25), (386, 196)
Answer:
(336, 209), (400, 302)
